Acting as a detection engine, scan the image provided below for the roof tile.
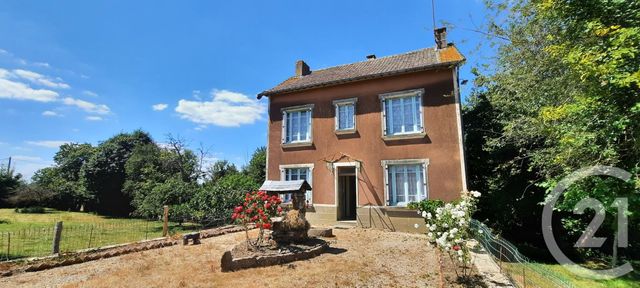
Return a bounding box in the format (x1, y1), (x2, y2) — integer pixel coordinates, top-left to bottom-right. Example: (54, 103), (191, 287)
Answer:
(258, 45), (464, 98)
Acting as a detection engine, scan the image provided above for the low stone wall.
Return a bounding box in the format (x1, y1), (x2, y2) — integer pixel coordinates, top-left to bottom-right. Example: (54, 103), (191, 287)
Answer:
(0, 225), (245, 277)
(220, 240), (328, 272)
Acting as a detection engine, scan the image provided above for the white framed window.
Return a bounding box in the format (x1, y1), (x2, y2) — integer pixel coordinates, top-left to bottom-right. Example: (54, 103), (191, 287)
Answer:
(379, 89), (425, 138)
(381, 159), (429, 207)
(281, 104), (313, 146)
(333, 98), (357, 133)
(280, 164), (314, 204)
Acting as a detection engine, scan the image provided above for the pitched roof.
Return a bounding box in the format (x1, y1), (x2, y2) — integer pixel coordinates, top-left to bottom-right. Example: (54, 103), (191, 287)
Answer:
(257, 45), (465, 98)
(259, 180), (312, 193)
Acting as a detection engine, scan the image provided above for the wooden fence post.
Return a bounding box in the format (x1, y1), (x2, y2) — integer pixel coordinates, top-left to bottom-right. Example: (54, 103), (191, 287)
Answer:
(162, 205), (169, 237)
(87, 226), (94, 248)
(6, 233), (10, 260)
(52, 221), (63, 255)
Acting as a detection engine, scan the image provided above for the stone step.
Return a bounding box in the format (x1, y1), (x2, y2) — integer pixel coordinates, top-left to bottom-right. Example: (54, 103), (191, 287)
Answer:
(333, 221), (357, 229)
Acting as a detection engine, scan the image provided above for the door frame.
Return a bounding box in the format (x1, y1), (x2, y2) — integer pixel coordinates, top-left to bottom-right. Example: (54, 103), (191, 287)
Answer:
(333, 162), (359, 220)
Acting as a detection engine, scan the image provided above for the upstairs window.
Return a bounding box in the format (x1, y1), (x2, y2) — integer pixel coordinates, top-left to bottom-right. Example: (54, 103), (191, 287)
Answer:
(380, 89), (424, 137)
(333, 98), (357, 133)
(282, 105), (313, 145)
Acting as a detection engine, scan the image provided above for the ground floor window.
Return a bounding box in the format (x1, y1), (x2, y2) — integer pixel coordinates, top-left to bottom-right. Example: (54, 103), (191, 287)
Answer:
(382, 160), (428, 206)
(281, 165), (313, 204)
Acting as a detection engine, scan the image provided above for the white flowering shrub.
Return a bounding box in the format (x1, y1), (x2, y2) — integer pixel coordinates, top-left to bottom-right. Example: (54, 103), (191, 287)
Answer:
(417, 190), (481, 277)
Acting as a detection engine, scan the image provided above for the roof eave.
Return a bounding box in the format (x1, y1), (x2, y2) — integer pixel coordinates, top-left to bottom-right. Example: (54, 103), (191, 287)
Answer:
(256, 60), (463, 99)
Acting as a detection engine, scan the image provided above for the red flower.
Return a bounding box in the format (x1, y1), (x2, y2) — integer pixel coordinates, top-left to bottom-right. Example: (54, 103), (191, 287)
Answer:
(262, 223), (271, 230)
(231, 213), (237, 220)
(277, 206), (283, 213)
(265, 203), (271, 209)
(453, 245), (461, 251)
(255, 223), (262, 229)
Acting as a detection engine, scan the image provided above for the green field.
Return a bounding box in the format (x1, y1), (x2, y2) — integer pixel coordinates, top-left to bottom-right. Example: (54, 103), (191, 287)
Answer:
(0, 208), (200, 260)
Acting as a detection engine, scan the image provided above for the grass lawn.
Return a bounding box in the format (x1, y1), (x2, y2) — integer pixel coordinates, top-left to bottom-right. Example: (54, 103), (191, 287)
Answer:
(501, 260), (639, 288)
(0, 208), (200, 260)
(538, 263), (640, 288)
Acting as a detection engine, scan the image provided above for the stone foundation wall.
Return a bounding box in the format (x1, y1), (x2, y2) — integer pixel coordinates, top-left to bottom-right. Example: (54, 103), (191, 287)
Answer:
(305, 205), (426, 233)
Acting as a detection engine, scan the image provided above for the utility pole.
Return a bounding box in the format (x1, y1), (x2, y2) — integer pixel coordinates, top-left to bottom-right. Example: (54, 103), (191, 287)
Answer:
(6, 157), (10, 174)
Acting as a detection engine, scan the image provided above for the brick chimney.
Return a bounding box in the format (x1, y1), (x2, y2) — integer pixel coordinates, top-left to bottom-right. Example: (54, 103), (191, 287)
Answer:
(295, 60), (311, 76)
(434, 27), (447, 49)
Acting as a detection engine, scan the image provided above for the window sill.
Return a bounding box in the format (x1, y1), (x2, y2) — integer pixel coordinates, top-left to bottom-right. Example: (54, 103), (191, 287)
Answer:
(282, 141), (313, 148)
(382, 132), (426, 141)
(335, 129), (357, 135)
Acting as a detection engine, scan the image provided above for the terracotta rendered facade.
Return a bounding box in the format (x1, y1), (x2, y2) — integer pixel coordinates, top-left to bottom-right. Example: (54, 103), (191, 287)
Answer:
(259, 39), (467, 232)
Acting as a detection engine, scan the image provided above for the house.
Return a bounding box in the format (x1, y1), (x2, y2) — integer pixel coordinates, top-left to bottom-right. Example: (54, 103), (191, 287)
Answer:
(257, 28), (467, 232)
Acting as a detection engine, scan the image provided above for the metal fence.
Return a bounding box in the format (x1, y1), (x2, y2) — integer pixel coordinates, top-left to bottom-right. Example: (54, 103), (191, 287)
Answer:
(470, 219), (574, 288)
(0, 217), (226, 261)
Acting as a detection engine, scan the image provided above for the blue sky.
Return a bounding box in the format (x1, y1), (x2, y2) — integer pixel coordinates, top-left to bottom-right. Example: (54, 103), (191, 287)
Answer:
(0, 0), (490, 180)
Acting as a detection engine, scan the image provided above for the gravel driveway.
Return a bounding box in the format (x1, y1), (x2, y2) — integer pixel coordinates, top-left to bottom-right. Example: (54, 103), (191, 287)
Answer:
(0, 228), (462, 288)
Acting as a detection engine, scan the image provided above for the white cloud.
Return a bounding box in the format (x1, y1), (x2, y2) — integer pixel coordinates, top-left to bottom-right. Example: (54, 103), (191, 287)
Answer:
(25, 140), (71, 148)
(85, 116), (103, 121)
(62, 97), (110, 115)
(175, 89), (265, 127)
(0, 68), (59, 102)
(42, 110), (60, 117)
(152, 103), (168, 111)
(33, 62), (50, 68)
(13, 69), (70, 89)
(82, 90), (98, 97)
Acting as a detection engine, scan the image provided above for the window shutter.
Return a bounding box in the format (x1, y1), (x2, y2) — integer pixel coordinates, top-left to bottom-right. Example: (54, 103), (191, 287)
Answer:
(422, 162), (428, 199)
(381, 100), (388, 136)
(307, 109), (312, 140)
(383, 164), (390, 206)
(281, 111), (287, 143)
(334, 105), (339, 130)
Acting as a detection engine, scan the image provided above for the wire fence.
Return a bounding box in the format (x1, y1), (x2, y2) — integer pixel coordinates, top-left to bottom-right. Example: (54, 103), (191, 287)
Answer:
(470, 219), (574, 288)
(0, 216), (227, 261)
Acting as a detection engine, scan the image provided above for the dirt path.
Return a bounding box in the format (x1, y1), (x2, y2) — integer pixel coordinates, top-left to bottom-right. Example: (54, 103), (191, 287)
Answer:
(0, 228), (448, 288)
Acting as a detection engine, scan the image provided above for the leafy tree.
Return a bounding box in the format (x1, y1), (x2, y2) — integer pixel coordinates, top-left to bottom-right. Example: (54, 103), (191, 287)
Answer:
(9, 183), (54, 208)
(243, 146), (266, 185)
(0, 168), (22, 207)
(469, 0), (640, 261)
(54, 143), (94, 182)
(124, 142), (199, 219)
(83, 130), (154, 216)
(208, 160), (238, 183)
(189, 173), (259, 224)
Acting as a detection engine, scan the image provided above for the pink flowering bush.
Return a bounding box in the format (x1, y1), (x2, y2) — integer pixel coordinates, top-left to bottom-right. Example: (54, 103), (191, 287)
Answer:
(232, 190), (284, 247)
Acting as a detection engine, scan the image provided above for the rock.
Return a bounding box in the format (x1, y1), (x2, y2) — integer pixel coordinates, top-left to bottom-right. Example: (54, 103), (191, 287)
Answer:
(308, 227), (333, 238)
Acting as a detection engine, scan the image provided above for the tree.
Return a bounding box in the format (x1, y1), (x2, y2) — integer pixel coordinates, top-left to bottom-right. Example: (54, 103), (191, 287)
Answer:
(189, 173), (259, 223)
(0, 168), (22, 207)
(124, 141), (199, 219)
(243, 146), (266, 185)
(83, 130), (154, 216)
(469, 0), (640, 261)
(208, 160), (238, 183)
(54, 143), (94, 182)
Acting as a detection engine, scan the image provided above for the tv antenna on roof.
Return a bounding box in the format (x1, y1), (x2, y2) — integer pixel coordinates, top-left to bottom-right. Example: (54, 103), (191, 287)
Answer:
(431, 0), (437, 32)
